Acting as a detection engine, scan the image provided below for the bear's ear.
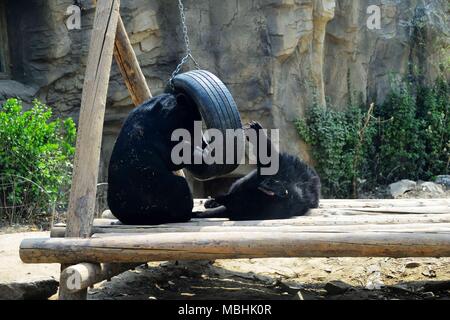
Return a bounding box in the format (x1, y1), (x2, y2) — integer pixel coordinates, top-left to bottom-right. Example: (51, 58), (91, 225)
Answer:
(258, 179), (288, 198)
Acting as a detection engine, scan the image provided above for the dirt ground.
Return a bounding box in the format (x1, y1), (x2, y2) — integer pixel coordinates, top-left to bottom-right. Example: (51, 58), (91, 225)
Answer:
(1, 185), (449, 300)
(84, 187), (450, 301)
(85, 258), (450, 300)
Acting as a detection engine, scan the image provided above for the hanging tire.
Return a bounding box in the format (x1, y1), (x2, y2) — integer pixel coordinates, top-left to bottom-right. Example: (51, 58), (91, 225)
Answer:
(167, 70), (244, 180)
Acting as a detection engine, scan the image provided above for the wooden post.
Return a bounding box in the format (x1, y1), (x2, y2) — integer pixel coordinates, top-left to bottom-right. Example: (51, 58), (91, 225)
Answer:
(61, 0), (121, 300)
(60, 263), (141, 293)
(66, 0), (120, 238)
(113, 17), (152, 105)
(59, 264), (88, 300)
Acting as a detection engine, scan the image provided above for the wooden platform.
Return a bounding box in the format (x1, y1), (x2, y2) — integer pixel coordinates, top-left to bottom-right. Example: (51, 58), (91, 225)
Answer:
(20, 199), (450, 265)
(49, 199), (450, 238)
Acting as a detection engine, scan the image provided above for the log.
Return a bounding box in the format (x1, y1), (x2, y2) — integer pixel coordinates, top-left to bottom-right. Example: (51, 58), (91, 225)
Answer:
(318, 199), (450, 209)
(95, 213), (450, 226)
(51, 213), (450, 237)
(320, 206), (450, 215)
(193, 198), (450, 209)
(65, 0), (120, 239)
(59, 263), (142, 293)
(58, 264), (87, 300)
(20, 231), (450, 264)
(50, 222), (450, 238)
(61, 0), (121, 300)
(99, 205), (450, 228)
(113, 17), (152, 105)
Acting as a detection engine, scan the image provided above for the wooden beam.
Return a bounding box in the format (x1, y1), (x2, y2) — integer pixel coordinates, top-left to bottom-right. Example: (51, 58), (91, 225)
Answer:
(58, 264), (87, 300)
(61, 0), (121, 300)
(193, 198), (450, 209)
(113, 16), (152, 106)
(50, 222), (450, 238)
(21, 231), (450, 264)
(59, 263), (142, 293)
(51, 213), (450, 238)
(98, 212), (450, 225)
(66, 0), (121, 239)
(317, 199), (450, 208)
(328, 206), (450, 215)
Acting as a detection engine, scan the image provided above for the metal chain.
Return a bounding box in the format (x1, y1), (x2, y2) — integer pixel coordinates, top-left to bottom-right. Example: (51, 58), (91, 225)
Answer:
(169, 0), (201, 87)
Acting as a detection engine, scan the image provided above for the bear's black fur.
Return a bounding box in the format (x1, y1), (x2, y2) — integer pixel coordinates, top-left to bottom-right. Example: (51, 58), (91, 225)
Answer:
(198, 122), (321, 220)
(107, 93), (200, 225)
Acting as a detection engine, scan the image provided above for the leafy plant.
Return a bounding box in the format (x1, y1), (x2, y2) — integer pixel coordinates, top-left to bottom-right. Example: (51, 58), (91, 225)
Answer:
(0, 98), (76, 225)
(295, 103), (376, 198)
(295, 76), (449, 199)
(372, 82), (424, 183)
(373, 77), (449, 183)
(416, 76), (450, 178)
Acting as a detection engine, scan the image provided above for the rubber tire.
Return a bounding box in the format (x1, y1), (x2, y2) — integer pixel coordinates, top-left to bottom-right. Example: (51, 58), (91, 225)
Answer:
(167, 70), (243, 180)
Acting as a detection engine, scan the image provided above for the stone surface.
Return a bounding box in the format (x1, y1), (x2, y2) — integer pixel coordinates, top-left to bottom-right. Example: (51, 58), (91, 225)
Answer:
(0, 80), (38, 106)
(389, 180), (417, 198)
(435, 175), (450, 188)
(324, 280), (352, 295)
(405, 262), (421, 269)
(419, 182), (445, 195)
(0, 279), (58, 300)
(0, 0), (448, 195)
(0, 232), (60, 300)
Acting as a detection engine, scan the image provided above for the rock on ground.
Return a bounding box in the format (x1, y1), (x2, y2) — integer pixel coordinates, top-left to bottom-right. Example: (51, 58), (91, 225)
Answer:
(389, 180), (417, 198)
(0, 232), (60, 300)
(419, 182), (445, 196)
(435, 176), (450, 188)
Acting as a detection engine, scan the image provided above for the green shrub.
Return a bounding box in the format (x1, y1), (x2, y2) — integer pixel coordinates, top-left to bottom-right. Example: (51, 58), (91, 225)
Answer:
(416, 77), (450, 179)
(372, 83), (424, 183)
(0, 98), (76, 225)
(295, 77), (449, 199)
(372, 77), (449, 183)
(295, 104), (376, 198)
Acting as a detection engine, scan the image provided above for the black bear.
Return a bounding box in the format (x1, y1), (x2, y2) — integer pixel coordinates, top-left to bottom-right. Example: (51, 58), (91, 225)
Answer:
(107, 93), (200, 225)
(197, 122), (321, 220)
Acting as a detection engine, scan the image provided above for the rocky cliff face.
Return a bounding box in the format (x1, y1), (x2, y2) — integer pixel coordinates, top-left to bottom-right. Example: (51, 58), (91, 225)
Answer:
(1, 0), (448, 187)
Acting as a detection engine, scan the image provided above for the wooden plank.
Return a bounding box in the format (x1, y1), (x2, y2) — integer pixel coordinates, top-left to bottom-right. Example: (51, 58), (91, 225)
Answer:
(194, 199), (450, 215)
(51, 213), (450, 238)
(318, 199), (450, 208)
(193, 199), (450, 209)
(21, 231), (450, 264)
(65, 0), (121, 239)
(61, 0), (121, 301)
(113, 16), (152, 106)
(312, 207), (450, 215)
(60, 263), (142, 293)
(100, 204), (450, 226)
(50, 222), (450, 238)
(98, 212), (450, 226)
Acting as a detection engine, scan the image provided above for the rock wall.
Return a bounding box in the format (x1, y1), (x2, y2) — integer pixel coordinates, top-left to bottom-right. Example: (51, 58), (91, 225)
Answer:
(0, 0), (448, 192)
(325, 0), (449, 108)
